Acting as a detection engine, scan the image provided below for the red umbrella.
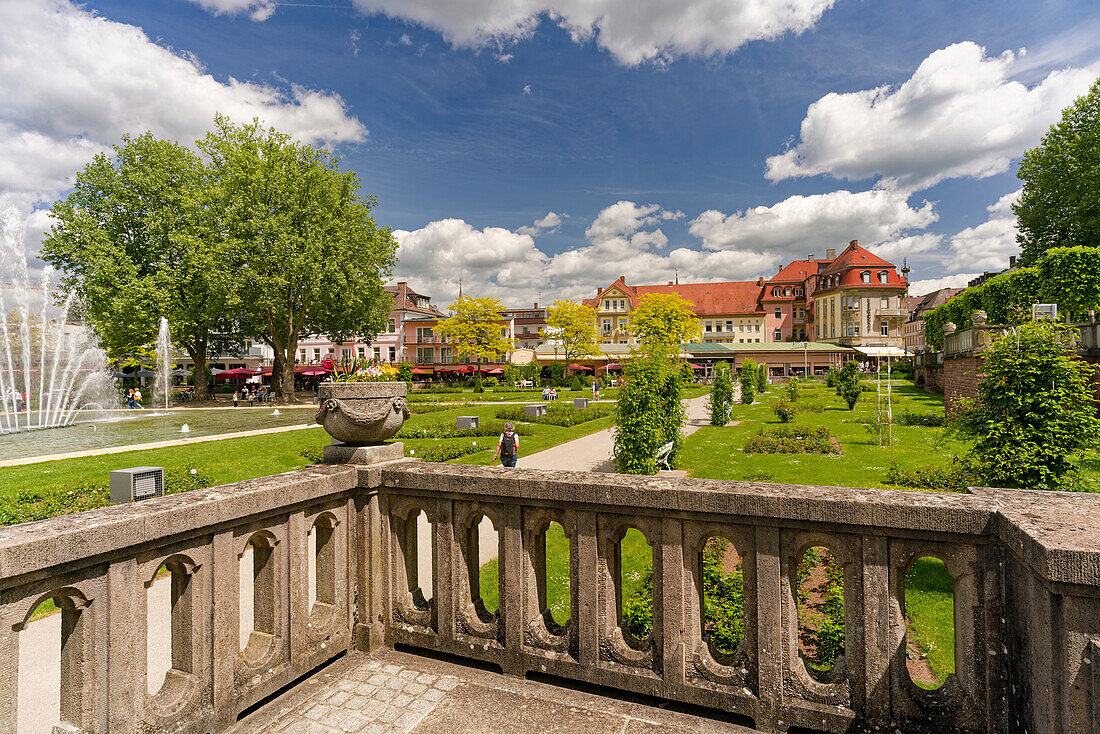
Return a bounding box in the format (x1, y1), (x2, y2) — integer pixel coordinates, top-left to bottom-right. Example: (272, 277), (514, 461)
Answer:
(411, 367), (432, 375)
(215, 367), (261, 379)
(603, 363), (623, 370)
(567, 364), (593, 371)
(689, 363), (704, 369)
(486, 367), (504, 375)
(300, 369), (328, 377)
(258, 367), (273, 376)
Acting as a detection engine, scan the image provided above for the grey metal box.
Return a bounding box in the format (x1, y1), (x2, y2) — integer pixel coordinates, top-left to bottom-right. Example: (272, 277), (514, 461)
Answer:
(110, 466), (165, 504)
(523, 404), (548, 418)
(573, 398), (589, 409)
(457, 415), (479, 429)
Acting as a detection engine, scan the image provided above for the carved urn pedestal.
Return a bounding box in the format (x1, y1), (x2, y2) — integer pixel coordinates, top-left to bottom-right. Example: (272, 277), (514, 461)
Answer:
(315, 381), (409, 464)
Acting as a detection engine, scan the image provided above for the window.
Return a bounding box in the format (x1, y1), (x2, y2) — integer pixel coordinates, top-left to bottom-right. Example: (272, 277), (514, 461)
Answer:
(755, 324), (760, 332)
(358, 347), (366, 358)
(440, 347), (451, 364)
(705, 322), (712, 333)
(795, 287), (803, 297)
(313, 348), (321, 361)
(388, 347), (396, 362)
(417, 327), (434, 342)
(619, 299), (626, 310)
(784, 286), (792, 297)
(774, 307), (782, 319)
(738, 324), (744, 332)
(602, 319), (612, 333)
(881, 321), (889, 337)
(299, 349), (306, 363)
(772, 287), (781, 297)
(774, 329), (782, 341)
(328, 347), (335, 354)
(417, 347), (433, 364)
(373, 347), (380, 361)
(726, 320), (733, 331)
(878, 271), (889, 284)
(861, 271), (871, 284)
(604, 300), (611, 310)
(387, 318), (396, 333)
(881, 297), (890, 308)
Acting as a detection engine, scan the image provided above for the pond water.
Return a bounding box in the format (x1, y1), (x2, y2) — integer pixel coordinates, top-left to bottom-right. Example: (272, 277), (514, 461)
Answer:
(0, 407), (318, 461)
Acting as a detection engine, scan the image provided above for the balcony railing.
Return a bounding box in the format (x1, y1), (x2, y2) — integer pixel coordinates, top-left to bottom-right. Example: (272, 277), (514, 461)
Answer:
(3, 458), (1100, 733)
(877, 308), (907, 318)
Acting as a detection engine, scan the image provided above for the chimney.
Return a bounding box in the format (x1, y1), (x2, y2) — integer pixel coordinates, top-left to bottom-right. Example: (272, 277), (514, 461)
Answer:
(849, 239), (858, 250)
(825, 248), (836, 259)
(620, 275), (626, 284)
(808, 253), (814, 261)
(668, 281), (673, 286)
(596, 287), (602, 295)
(1009, 255), (1017, 268)
(757, 277), (765, 286)
(533, 302), (538, 308)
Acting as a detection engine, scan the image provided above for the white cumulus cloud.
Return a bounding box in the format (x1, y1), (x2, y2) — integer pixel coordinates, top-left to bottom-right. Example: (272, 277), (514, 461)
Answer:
(339, 0), (840, 66)
(943, 189), (1021, 273)
(184, 0), (276, 21)
(908, 274), (980, 296)
(0, 0), (366, 260)
(516, 211), (563, 236)
(689, 189), (937, 260)
(765, 42), (1100, 191)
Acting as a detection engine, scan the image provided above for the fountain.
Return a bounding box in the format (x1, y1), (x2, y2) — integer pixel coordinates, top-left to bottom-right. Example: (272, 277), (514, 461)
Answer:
(0, 208), (116, 434)
(180, 423), (190, 433)
(155, 317), (170, 410)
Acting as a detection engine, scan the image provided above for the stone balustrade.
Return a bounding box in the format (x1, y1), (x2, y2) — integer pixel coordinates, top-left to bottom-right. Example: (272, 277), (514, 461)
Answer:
(3, 457), (1100, 733)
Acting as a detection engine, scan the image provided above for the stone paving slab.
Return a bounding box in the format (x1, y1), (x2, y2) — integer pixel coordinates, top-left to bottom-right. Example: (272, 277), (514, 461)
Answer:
(234, 649), (754, 734)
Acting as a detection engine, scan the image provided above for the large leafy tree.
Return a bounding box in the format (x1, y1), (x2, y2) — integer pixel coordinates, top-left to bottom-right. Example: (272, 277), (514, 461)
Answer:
(41, 132), (236, 399)
(1015, 77), (1100, 265)
(436, 295), (513, 363)
(625, 293), (701, 351)
(543, 299), (599, 363)
(200, 116), (397, 402)
(954, 321), (1100, 490)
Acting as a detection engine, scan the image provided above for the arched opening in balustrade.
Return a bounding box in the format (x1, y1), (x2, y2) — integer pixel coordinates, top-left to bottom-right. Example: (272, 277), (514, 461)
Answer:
(701, 536), (744, 657)
(402, 509), (434, 609)
(795, 546), (844, 673)
(17, 590), (88, 734)
(904, 556), (956, 690)
(240, 533), (276, 660)
(309, 514), (338, 623)
(616, 527), (653, 644)
(466, 514), (500, 618)
(147, 557), (196, 699)
(541, 521), (571, 627)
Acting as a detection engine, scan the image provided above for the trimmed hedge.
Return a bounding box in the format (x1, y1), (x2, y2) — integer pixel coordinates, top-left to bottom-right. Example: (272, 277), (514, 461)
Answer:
(743, 426), (838, 455)
(496, 403), (611, 427)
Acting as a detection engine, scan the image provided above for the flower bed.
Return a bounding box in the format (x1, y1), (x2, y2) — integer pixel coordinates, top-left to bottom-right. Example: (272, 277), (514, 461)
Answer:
(395, 420), (515, 439)
(743, 425), (838, 454)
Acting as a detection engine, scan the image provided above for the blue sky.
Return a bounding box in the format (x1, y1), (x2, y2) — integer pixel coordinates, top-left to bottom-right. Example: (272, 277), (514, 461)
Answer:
(2, 0), (1099, 304)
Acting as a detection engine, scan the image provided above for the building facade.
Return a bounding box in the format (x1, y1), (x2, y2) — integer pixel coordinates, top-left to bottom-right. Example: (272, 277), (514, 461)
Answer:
(902, 287), (964, 353)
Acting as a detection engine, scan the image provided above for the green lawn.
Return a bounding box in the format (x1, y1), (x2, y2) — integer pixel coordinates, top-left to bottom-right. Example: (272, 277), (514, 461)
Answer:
(407, 385), (708, 404)
(904, 557), (956, 687)
(682, 380), (970, 489)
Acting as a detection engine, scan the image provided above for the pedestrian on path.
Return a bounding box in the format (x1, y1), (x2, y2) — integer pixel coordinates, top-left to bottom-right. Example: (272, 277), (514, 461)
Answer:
(494, 422), (519, 467)
(232, 389), (239, 408)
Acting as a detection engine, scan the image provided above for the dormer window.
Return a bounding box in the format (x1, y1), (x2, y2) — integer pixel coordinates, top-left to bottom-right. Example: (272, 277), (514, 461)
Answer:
(878, 271), (889, 284)
(795, 287), (803, 297)
(860, 271), (871, 284)
(784, 287), (792, 297)
(771, 287), (781, 297)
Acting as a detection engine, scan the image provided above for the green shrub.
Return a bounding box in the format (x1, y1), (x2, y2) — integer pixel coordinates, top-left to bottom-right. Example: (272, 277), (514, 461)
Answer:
(772, 401), (798, 423)
(834, 360), (861, 410)
(613, 354), (684, 474)
(408, 403), (455, 414)
(884, 461), (972, 491)
(756, 362), (768, 393)
(743, 426), (837, 454)
(398, 362), (413, 385)
(621, 560), (654, 639)
(297, 445), (325, 464)
(473, 377), (485, 393)
(570, 375), (583, 391)
(406, 442), (487, 462)
(701, 537), (745, 654)
(708, 362), (734, 426)
(786, 376), (800, 403)
(680, 361), (695, 383)
(482, 376), (498, 388)
(740, 358), (758, 405)
(801, 401), (825, 413)
(396, 420), (514, 439)
(496, 403), (611, 427)
(825, 367), (838, 388)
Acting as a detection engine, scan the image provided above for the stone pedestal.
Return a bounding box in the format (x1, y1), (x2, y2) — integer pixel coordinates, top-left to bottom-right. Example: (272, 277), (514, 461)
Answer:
(573, 398), (589, 409)
(456, 416), (479, 429)
(523, 404), (548, 418)
(322, 441), (405, 465)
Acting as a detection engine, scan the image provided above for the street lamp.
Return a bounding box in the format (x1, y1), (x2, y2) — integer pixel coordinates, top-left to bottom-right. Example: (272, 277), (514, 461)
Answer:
(795, 341), (808, 377)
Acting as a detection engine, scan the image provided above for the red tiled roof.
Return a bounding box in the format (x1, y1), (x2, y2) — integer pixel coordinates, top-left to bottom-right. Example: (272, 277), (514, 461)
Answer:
(819, 241), (896, 275)
(628, 282), (764, 315)
(768, 259), (831, 284)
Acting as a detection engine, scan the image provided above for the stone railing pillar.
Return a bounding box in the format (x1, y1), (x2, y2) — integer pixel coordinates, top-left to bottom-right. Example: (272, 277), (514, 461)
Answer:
(575, 510), (600, 665)
(858, 535), (890, 725)
(659, 516), (686, 689)
(754, 525), (782, 731)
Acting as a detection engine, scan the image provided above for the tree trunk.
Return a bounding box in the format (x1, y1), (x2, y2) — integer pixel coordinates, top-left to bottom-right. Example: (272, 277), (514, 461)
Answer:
(184, 340), (209, 401)
(279, 355), (297, 405)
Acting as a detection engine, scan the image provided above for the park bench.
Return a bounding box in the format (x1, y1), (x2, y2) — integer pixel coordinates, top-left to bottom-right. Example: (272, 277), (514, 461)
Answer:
(655, 441), (674, 470)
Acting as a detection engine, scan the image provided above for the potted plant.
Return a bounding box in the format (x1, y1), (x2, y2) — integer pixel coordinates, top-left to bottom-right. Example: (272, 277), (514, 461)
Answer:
(315, 361), (410, 444)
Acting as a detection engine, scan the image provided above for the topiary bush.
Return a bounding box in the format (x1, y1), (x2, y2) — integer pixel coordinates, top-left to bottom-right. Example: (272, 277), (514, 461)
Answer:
(772, 401), (798, 423)
(708, 361), (734, 426)
(571, 376), (583, 391)
(785, 376), (800, 403)
(740, 358), (758, 405)
(613, 353), (684, 474)
(756, 362), (767, 393)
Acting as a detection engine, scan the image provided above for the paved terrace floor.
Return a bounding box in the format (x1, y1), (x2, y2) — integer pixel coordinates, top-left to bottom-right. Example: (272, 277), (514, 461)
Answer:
(230, 649), (753, 734)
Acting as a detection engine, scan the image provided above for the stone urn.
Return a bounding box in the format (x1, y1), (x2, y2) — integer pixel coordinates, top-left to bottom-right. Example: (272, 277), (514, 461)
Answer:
(943, 322), (957, 335)
(315, 381), (410, 445)
(971, 310), (988, 326)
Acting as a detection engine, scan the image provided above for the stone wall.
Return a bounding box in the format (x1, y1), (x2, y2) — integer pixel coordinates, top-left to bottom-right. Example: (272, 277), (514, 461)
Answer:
(944, 355), (983, 413)
(5, 458), (1100, 733)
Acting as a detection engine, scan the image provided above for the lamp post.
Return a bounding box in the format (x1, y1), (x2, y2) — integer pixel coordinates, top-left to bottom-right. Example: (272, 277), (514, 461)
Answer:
(795, 341), (808, 377)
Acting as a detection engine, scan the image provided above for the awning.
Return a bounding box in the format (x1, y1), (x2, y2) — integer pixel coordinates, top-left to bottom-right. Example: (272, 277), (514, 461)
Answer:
(568, 364), (593, 371)
(216, 367), (261, 379)
(300, 369), (328, 377)
(411, 367), (433, 375)
(603, 363), (623, 370)
(486, 368), (504, 375)
(688, 363), (704, 369)
(854, 346), (908, 357)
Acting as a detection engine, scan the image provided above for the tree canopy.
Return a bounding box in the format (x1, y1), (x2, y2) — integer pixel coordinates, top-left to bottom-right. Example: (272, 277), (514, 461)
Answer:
(543, 299), (599, 362)
(199, 116), (397, 401)
(1015, 77), (1100, 265)
(436, 295), (513, 363)
(625, 293), (700, 351)
(41, 131), (236, 398)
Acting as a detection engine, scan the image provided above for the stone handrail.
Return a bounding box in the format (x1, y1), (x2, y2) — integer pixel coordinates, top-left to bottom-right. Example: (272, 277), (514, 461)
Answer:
(3, 459), (1100, 732)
